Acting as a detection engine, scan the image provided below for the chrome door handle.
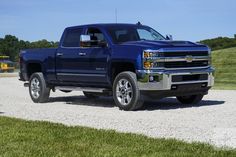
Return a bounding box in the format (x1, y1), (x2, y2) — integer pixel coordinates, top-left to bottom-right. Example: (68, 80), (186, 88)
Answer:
(56, 53), (63, 56)
(79, 52), (86, 56)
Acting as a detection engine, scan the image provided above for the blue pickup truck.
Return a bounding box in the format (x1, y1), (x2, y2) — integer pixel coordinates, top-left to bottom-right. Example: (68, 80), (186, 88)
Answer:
(19, 23), (214, 111)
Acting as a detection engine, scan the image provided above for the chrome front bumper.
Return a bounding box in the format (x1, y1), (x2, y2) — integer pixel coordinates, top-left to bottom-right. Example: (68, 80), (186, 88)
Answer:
(137, 67), (214, 91)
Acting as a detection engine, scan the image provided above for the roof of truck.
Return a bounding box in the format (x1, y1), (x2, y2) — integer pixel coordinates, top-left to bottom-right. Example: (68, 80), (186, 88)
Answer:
(66, 23), (148, 29)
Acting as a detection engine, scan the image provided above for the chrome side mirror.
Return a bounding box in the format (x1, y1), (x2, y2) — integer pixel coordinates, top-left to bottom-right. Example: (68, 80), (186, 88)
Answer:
(80, 35), (108, 48)
(166, 34), (173, 40)
(80, 35), (92, 47)
(80, 35), (91, 42)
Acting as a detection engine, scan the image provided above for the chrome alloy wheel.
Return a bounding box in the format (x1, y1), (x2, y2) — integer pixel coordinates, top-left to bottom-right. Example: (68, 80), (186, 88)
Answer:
(30, 77), (41, 99)
(116, 78), (133, 106)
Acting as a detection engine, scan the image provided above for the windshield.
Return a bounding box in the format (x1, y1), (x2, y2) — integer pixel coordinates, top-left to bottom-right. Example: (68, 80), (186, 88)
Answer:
(108, 25), (165, 44)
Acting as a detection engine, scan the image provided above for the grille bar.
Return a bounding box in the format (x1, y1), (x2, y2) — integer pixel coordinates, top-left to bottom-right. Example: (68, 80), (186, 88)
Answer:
(160, 51), (208, 57)
(163, 61), (209, 68)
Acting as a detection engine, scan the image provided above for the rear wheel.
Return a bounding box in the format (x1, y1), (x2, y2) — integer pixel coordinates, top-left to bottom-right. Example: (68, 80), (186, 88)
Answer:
(176, 94), (203, 104)
(83, 91), (99, 99)
(113, 71), (143, 111)
(29, 72), (50, 103)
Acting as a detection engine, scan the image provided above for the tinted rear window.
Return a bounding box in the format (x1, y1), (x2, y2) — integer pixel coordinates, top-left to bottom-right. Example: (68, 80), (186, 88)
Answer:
(62, 28), (83, 47)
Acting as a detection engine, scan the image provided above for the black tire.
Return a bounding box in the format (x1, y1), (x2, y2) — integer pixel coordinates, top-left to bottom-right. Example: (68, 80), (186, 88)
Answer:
(83, 91), (99, 99)
(113, 71), (143, 111)
(176, 94), (203, 104)
(29, 72), (50, 103)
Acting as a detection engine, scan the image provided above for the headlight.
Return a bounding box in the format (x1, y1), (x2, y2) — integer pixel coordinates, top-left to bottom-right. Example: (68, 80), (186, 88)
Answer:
(143, 50), (163, 69)
(143, 50), (162, 58)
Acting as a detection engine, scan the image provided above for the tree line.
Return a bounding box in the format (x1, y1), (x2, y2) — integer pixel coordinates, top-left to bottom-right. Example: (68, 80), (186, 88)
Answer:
(0, 35), (58, 61)
(199, 35), (236, 51)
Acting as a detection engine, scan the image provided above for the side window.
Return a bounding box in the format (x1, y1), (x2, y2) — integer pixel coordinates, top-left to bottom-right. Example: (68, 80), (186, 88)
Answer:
(86, 28), (106, 46)
(108, 28), (139, 43)
(62, 28), (83, 47)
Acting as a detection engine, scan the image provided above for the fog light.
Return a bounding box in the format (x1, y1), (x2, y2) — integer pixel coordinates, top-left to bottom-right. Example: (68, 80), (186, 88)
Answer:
(201, 83), (207, 87)
(149, 76), (154, 82)
(171, 85), (177, 90)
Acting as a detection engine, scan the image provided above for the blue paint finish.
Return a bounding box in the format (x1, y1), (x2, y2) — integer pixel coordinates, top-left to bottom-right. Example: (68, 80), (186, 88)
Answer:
(19, 23), (210, 88)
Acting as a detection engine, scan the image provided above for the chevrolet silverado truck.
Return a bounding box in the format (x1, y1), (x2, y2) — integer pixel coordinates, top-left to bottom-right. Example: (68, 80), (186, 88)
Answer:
(19, 23), (214, 111)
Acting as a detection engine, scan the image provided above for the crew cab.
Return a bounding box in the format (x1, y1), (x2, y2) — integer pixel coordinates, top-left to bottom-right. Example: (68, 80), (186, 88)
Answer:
(19, 23), (214, 111)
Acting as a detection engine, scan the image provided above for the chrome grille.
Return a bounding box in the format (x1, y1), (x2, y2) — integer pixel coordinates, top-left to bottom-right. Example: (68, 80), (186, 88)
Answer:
(160, 51), (209, 69)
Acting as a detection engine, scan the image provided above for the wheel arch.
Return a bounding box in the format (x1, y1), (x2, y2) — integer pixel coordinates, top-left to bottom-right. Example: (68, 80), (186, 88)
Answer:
(109, 61), (136, 85)
(26, 62), (43, 80)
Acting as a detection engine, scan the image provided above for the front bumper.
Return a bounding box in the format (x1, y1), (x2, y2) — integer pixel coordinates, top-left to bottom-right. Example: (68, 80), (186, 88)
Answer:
(137, 67), (214, 91)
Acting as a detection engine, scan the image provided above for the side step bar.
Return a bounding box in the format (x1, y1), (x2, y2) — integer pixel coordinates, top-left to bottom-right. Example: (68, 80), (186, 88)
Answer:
(55, 86), (109, 93)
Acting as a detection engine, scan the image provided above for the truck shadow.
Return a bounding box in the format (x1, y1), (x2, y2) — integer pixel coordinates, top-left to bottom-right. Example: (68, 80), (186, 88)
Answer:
(49, 96), (115, 108)
(48, 96), (225, 110)
(143, 98), (225, 111)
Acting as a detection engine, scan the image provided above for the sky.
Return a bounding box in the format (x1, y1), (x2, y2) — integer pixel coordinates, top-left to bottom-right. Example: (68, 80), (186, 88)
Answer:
(0, 0), (235, 42)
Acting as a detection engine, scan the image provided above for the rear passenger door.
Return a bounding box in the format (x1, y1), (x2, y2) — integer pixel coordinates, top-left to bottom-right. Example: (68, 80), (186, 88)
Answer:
(56, 27), (89, 82)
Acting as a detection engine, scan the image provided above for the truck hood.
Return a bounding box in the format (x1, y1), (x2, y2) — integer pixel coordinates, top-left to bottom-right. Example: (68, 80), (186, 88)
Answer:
(120, 40), (204, 49)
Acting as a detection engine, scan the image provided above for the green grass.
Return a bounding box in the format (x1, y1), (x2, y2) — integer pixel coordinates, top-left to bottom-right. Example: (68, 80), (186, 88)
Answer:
(212, 47), (236, 90)
(0, 116), (236, 157)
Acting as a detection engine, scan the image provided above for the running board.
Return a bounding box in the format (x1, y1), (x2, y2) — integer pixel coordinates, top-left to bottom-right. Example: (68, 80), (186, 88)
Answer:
(55, 86), (108, 93)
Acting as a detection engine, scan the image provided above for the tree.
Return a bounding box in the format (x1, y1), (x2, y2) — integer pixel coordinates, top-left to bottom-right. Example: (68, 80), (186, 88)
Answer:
(0, 35), (19, 61)
(199, 36), (236, 50)
(0, 35), (58, 61)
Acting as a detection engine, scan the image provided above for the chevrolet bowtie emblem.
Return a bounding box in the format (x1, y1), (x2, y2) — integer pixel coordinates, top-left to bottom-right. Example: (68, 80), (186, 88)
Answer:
(185, 55), (193, 63)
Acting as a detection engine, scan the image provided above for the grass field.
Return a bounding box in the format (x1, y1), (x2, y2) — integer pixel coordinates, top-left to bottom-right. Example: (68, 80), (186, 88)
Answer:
(0, 116), (235, 157)
(212, 47), (236, 90)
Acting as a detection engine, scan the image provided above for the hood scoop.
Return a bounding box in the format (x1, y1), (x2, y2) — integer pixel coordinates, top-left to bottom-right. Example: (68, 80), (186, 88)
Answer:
(167, 41), (194, 46)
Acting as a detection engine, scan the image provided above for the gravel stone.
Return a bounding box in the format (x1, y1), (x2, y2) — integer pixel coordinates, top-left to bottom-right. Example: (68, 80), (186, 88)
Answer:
(0, 77), (236, 148)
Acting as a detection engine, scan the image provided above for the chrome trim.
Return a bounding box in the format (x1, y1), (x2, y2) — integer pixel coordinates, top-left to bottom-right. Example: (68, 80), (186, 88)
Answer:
(137, 67), (214, 91)
(151, 56), (209, 62)
(55, 86), (107, 93)
(140, 66), (211, 71)
(80, 35), (91, 42)
(79, 52), (86, 56)
(137, 67), (214, 75)
(57, 73), (106, 77)
(172, 80), (208, 85)
(162, 66), (210, 70)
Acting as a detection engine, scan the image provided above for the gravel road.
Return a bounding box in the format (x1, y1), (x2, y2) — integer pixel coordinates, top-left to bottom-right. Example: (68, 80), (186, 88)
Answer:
(1, 77), (236, 148)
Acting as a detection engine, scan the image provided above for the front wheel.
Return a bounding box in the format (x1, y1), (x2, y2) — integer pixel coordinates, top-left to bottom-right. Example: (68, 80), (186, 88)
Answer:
(29, 72), (50, 103)
(113, 71), (143, 111)
(176, 94), (203, 104)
